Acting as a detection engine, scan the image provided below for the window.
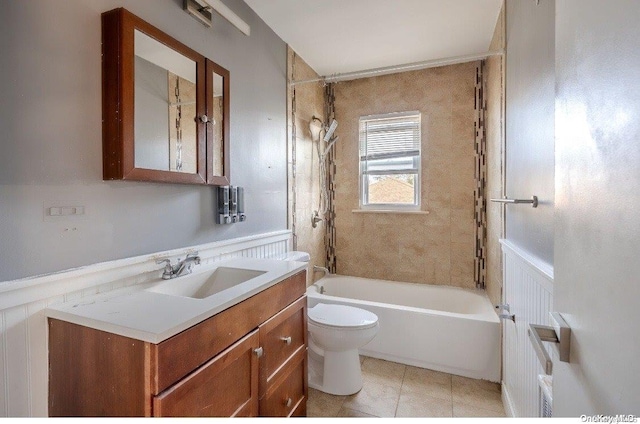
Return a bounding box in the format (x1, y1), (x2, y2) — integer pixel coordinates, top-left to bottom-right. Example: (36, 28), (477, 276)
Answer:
(359, 111), (421, 210)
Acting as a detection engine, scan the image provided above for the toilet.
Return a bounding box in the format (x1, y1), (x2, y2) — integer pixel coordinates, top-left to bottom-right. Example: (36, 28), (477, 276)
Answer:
(279, 251), (380, 395)
(307, 303), (379, 395)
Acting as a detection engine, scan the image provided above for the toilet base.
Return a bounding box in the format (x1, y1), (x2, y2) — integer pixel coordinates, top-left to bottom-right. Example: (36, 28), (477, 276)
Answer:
(308, 348), (363, 396)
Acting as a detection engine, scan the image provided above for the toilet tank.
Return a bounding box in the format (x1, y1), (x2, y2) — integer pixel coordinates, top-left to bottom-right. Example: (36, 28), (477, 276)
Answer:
(275, 251), (311, 285)
(276, 251), (310, 262)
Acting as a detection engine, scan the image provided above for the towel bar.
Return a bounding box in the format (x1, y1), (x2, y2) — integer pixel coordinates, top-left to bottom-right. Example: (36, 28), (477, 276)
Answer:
(528, 312), (571, 375)
(490, 196), (538, 208)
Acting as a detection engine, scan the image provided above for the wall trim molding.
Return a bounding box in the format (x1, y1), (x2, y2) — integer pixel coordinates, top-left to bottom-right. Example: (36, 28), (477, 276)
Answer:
(0, 230), (292, 311)
(500, 238), (553, 290)
(0, 230), (292, 417)
(501, 238), (554, 417)
(502, 382), (517, 417)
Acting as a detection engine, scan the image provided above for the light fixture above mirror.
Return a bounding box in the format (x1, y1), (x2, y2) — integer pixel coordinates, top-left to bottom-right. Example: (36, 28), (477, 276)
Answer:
(183, 0), (251, 36)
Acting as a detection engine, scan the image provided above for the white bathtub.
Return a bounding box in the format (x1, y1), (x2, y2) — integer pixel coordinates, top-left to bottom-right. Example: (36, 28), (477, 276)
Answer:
(307, 274), (500, 382)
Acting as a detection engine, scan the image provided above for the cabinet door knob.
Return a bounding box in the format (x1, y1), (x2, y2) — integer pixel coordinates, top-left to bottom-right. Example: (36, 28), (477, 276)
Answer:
(284, 397), (292, 408)
(199, 114), (214, 125)
(253, 346), (264, 358)
(280, 336), (292, 345)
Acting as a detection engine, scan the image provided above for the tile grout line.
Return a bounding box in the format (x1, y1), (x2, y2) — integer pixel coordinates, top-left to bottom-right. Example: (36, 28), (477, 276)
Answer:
(335, 393), (347, 417)
(394, 364), (409, 417)
(449, 374), (455, 417)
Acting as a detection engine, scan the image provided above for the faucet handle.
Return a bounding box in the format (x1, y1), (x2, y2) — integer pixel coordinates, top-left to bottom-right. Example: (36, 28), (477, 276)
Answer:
(155, 258), (174, 279)
(185, 252), (201, 263)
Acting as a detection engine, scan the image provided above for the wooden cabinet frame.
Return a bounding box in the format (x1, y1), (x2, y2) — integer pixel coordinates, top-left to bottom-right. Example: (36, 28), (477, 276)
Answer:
(206, 59), (230, 185)
(102, 8), (230, 185)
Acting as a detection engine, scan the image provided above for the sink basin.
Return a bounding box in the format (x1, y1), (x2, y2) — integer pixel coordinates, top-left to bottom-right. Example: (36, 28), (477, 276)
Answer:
(147, 266), (267, 299)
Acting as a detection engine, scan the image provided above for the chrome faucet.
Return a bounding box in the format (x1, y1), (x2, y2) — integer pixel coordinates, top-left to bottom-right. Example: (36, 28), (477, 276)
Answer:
(156, 252), (201, 280)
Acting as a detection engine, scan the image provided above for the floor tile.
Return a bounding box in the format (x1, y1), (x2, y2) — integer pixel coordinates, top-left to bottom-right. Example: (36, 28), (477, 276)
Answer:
(453, 402), (507, 417)
(451, 375), (503, 413)
(361, 357), (406, 389)
(342, 379), (401, 417)
(306, 355), (505, 418)
(401, 366), (452, 401)
(307, 387), (345, 417)
(395, 392), (453, 417)
(337, 407), (379, 417)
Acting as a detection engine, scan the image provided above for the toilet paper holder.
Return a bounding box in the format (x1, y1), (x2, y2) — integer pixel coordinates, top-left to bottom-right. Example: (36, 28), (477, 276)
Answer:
(528, 312), (571, 375)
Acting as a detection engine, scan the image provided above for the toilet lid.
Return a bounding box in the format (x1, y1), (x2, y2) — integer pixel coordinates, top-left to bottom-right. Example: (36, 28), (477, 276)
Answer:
(308, 303), (378, 329)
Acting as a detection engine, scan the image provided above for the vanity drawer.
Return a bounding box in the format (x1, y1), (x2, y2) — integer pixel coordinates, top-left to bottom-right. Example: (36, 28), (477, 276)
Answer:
(153, 330), (259, 417)
(153, 270), (306, 393)
(259, 347), (306, 417)
(259, 296), (307, 394)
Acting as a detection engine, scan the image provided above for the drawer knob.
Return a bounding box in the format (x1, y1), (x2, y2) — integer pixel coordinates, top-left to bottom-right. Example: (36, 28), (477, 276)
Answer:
(253, 347), (264, 358)
(280, 336), (292, 345)
(284, 397), (292, 408)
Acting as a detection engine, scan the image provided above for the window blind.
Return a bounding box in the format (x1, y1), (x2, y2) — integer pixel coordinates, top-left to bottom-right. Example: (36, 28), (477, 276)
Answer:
(360, 113), (421, 161)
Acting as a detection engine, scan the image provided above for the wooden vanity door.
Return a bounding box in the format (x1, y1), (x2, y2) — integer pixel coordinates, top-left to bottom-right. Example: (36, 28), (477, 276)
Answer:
(153, 330), (259, 417)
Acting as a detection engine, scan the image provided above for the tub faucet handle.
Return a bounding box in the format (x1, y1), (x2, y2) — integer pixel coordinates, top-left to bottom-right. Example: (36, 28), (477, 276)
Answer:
(311, 283), (325, 294)
(495, 304), (510, 312)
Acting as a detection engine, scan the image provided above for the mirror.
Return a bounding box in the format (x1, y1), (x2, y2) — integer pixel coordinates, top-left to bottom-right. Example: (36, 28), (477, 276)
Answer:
(211, 73), (224, 176)
(206, 60), (230, 185)
(134, 30), (198, 174)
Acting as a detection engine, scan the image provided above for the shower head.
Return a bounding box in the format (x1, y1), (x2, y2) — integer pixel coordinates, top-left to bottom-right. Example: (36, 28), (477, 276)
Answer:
(323, 119), (338, 142)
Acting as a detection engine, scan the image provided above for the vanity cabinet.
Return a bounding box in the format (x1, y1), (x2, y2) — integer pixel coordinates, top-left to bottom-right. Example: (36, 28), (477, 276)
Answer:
(48, 270), (307, 417)
(101, 8), (230, 185)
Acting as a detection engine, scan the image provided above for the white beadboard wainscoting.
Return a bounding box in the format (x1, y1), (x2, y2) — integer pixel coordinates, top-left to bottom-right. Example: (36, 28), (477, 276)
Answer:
(0, 230), (292, 417)
(500, 239), (555, 417)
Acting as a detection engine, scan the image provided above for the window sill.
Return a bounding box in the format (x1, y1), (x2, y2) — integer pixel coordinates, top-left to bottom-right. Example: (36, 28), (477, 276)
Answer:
(351, 209), (430, 215)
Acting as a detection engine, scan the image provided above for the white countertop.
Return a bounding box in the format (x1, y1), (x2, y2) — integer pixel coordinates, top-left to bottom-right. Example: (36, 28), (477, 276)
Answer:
(45, 258), (307, 344)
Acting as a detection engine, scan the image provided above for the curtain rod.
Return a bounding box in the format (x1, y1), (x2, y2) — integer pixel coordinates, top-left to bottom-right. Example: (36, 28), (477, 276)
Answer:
(290, 50), (504, 86)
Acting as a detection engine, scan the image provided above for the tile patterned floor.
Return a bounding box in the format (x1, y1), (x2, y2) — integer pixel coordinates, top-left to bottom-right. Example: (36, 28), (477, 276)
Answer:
(307, 356), (506, 418)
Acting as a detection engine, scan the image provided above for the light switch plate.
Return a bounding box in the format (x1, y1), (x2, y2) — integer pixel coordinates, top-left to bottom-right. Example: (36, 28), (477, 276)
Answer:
(43, 202), (86, 221)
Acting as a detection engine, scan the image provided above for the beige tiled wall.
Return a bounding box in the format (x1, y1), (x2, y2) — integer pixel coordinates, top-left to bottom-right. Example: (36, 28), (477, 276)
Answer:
(333, 62), (478, 288)
(485, 3), (506, 306)
(286, 47), (326, 283)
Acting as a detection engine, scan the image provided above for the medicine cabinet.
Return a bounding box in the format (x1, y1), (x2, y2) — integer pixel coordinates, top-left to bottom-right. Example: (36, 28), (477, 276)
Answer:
(102, 8), (230, 185)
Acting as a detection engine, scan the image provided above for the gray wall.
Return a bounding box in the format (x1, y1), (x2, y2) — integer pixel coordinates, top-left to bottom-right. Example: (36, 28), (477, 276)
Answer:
(0, 0), (288, 281)
(505, 0), (555, 263)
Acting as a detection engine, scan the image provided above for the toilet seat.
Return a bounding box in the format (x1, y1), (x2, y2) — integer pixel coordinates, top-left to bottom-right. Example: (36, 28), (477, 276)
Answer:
(308, 303), (378, 330)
